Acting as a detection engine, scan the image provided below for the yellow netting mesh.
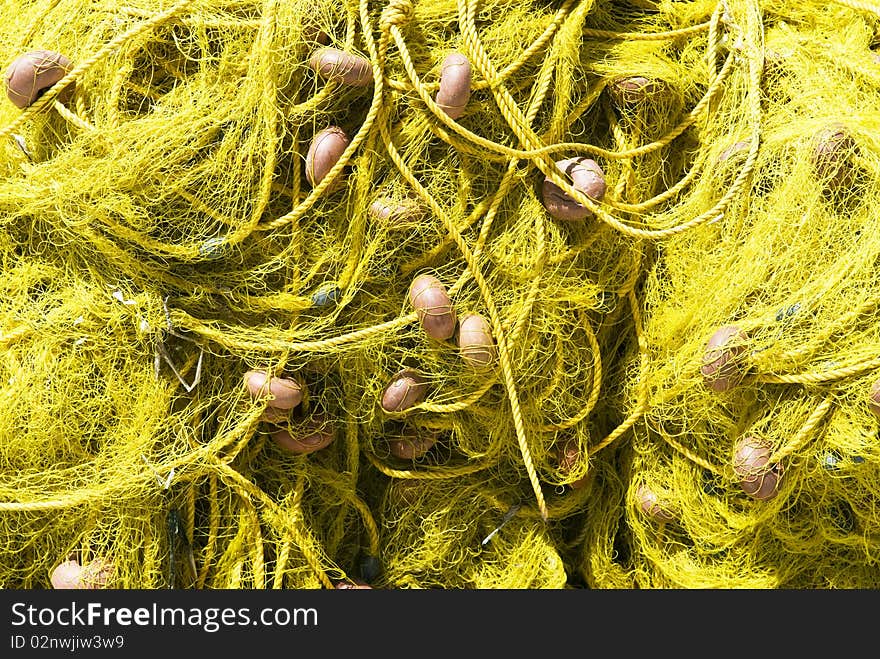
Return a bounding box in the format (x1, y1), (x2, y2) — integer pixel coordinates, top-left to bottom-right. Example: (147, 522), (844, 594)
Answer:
(1, 0), (879, 589)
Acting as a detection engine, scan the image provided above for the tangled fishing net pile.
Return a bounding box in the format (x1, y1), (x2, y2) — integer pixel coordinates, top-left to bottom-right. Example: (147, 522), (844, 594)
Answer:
(2, 0), (880, 590)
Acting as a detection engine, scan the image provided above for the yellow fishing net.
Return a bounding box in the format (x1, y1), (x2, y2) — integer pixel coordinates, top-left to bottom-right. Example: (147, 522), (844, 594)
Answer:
(1, 0), (878, 589)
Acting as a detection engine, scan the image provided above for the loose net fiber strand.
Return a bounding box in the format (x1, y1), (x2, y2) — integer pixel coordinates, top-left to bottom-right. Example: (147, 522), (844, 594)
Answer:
(0, 0), (879, 589)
